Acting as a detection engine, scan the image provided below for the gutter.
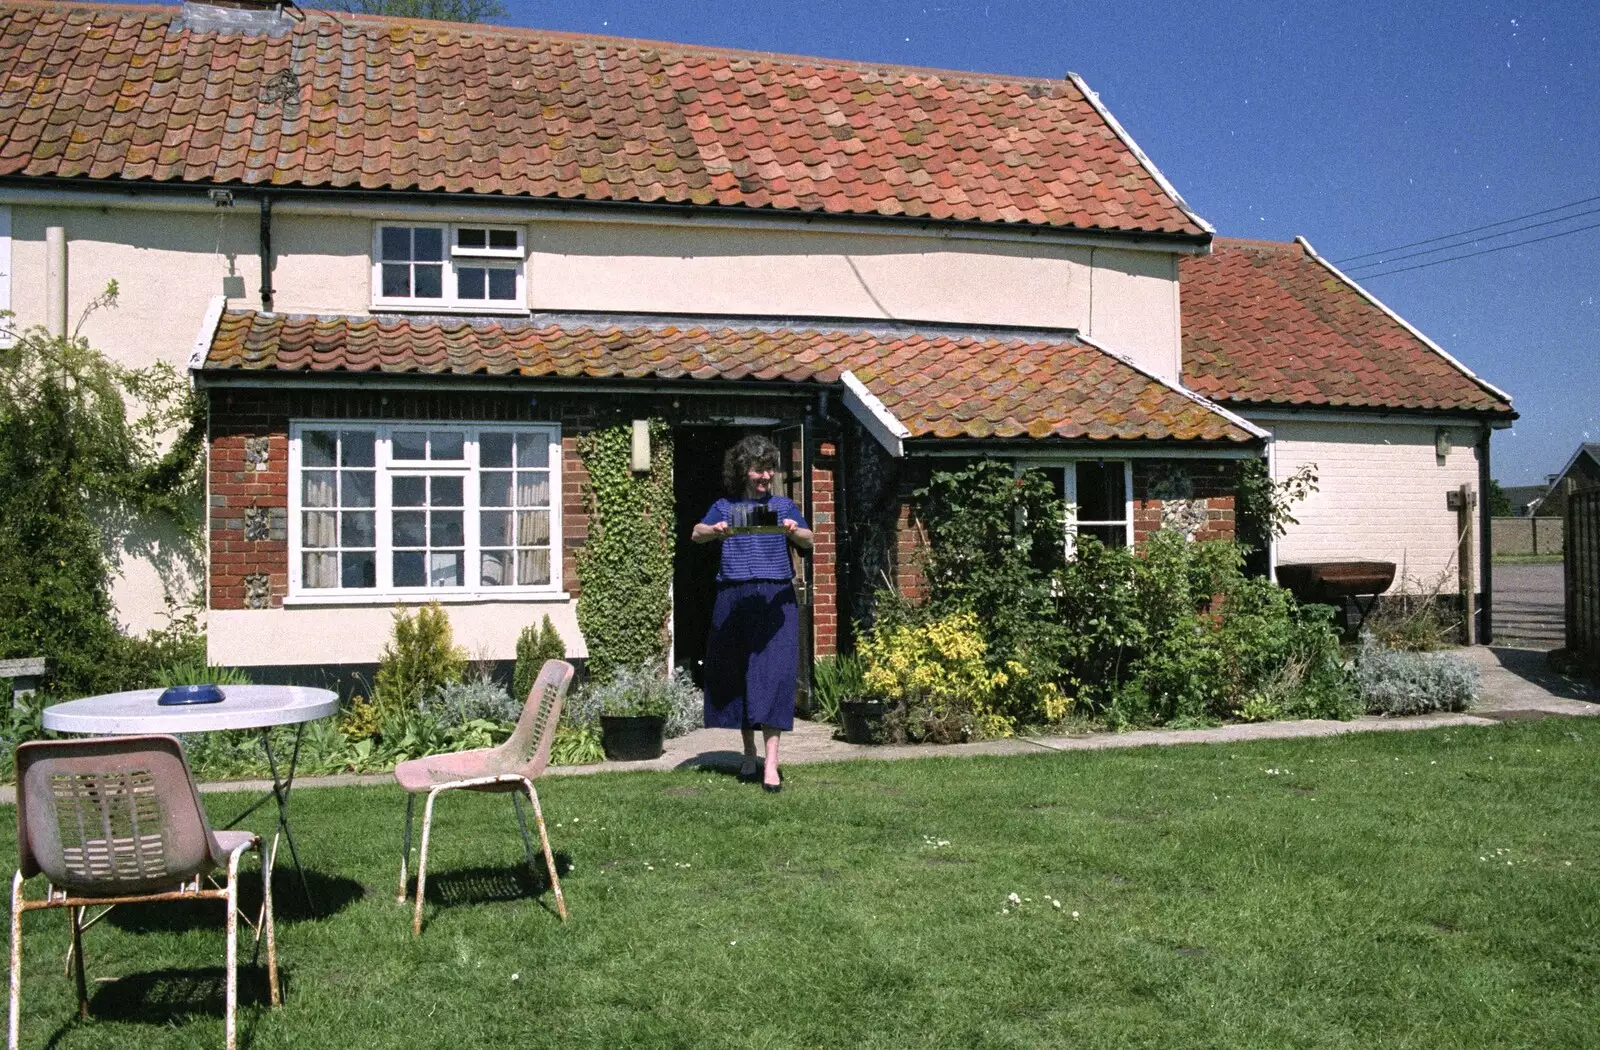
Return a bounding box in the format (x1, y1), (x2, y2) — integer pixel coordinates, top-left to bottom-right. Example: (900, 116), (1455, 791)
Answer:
(259, 194), (275, 312)
(0, 176), (1214, 254)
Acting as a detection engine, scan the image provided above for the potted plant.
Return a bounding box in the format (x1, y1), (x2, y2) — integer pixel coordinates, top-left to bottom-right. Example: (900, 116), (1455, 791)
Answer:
(814, 653), (884, 745)
(571, 660), (703, 761)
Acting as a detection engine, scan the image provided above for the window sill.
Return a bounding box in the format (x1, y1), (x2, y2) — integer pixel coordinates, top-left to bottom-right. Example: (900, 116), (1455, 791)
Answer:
(369, 302), (530, 316)
(282, 589), (571, 607)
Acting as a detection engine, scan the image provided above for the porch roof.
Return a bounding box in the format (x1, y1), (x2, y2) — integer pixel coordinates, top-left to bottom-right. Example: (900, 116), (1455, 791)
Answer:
(200, 309), (1262, 445)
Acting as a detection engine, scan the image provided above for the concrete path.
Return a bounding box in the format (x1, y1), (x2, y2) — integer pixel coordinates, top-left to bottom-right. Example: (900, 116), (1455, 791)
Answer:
(4, 643), (1591, 805)
(175, 642), (1599, 797)
(1492, 561), (1565, 650)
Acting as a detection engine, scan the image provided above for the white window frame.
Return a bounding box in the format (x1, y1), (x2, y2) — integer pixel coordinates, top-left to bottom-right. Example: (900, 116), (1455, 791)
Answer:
(1047, 459), (1134, 554)
(370, 222), (528, 313)
(287, 420), (564, 604)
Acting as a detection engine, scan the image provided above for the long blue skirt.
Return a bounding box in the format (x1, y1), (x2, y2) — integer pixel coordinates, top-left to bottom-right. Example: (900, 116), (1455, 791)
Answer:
(703, 580), (798, 731)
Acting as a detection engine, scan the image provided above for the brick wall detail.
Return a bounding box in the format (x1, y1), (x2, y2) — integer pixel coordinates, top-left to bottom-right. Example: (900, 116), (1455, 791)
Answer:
(810, 441), (839, 656)
(1131, 460), (1237, 544)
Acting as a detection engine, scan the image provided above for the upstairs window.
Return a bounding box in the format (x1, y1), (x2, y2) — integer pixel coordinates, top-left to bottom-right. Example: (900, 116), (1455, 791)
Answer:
(372, 224), (526, 311)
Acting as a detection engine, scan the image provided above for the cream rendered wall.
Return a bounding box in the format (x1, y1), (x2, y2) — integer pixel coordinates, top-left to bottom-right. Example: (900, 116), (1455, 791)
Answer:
(1266, 418), (1483, 593)
(208, 600), (586, 667)
(7, 204), (258, 633)
(2, 195), (1188, 661)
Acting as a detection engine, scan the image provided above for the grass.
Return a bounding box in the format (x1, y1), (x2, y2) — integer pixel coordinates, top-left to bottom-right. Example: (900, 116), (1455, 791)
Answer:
(1492, 553), (1564, 565)
(5, 718), (1599, 1049)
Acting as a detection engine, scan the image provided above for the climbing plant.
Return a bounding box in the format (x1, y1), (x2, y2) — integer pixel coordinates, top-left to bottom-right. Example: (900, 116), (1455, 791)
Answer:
(574, 420), (675, 682)
(0, 287), (206, 696)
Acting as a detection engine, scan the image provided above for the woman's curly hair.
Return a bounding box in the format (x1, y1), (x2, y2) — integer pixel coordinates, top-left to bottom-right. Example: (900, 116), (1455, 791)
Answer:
(723, 434), (781, 496)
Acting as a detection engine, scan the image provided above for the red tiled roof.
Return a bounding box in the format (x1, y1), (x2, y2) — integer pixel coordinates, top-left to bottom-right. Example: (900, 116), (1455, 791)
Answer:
(0, 1), (1206, 235)
(202, 310), (1259, 444)
(1181, 238), (1513, 415)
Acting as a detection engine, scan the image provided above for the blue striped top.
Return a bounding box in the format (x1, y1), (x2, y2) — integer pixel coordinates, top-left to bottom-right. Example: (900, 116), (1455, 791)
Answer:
(700, 496), (808, 582)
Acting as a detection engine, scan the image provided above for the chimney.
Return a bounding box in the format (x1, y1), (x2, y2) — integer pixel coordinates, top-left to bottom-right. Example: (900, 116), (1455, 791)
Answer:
(179, 1), (293, 34)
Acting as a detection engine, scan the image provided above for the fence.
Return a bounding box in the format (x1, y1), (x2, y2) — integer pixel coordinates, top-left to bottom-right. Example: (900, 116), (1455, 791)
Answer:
(1567, 489), (1600, 662)
(1492, 516), (1564, 557)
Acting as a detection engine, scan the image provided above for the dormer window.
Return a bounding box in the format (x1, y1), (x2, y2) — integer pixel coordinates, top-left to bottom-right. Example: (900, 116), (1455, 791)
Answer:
(372, 223), (526, 312)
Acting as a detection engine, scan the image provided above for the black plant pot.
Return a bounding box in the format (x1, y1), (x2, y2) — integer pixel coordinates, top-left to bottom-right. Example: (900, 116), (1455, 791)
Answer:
(838, 700), (886, 745)
(599, 714), (667, 761)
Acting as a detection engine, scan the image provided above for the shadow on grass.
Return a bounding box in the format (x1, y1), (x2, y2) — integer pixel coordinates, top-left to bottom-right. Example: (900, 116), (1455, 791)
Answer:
(675, 749), (751, 774)
(411, 853), (573, 921)
(38, 964), (283, 1050)
(104, 868), (365, 933)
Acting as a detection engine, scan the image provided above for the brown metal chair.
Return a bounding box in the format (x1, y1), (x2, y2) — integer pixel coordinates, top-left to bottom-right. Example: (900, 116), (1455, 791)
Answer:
(394, 659), (575, 934)
(9, 735), (279, 1050)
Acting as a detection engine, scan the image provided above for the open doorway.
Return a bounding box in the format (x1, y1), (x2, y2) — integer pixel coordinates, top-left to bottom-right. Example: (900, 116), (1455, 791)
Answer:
(672, 426), (745, 686)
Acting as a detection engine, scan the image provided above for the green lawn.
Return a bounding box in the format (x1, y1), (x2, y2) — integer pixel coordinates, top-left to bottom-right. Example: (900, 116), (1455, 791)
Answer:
(6, 719), (1599, 1049)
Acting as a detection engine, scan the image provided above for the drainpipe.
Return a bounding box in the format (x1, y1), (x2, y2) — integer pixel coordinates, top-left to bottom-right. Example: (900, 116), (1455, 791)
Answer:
(258, 194), (275, 312)
(1478, 423), (1493, 644)
(45, 226), (66, 337)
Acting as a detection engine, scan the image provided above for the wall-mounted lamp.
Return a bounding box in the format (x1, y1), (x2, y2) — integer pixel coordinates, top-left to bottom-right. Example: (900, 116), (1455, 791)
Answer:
(631, 419), (651, 473)
(1434, 427), (1451, 460)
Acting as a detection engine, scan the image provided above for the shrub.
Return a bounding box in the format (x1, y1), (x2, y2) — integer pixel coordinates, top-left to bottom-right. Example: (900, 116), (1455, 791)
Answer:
(565, 659), (702, 738)
(1363, 568), (1459, 652)
(0, 291), (204, 698)
(422, 677), (521, 728)
(374, 603), (467, 715)
(861, 610), (1011, 741)
(811, 653), (868, 725)
(1356, 638), (1479, 715)
(550, 724), (605, 765)
(911, 460), (1073, 726)
(512, 614), (567, 703)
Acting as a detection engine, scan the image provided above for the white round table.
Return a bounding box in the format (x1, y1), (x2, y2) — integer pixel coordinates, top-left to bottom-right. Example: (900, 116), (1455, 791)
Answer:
(44, 685), (341, 910)
(42, 685), (340, 735)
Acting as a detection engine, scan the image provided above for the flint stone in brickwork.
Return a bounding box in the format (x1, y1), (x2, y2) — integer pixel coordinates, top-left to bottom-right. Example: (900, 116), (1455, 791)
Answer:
(244, 437), (270, 471)
(1161, 498), (1210, 539)
(244, 574), (271, 610)
(244, 506), (271, 541)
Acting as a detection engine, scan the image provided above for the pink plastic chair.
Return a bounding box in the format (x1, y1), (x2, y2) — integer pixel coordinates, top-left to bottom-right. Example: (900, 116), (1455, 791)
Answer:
(9, 735), (279, 1050)
(394, 659), (575, 934)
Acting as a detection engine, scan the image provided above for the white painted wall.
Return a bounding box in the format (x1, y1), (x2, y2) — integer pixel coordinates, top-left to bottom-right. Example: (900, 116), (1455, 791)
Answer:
(0, 204), (11, 345)
(1, 193), (1189, 649)
(208, 600), (587, 667)
(1263, 417), (1483, 594)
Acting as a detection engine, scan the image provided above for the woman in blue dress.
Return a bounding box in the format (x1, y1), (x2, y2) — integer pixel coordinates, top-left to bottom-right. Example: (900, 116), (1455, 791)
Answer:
(691, 435), (812, 793)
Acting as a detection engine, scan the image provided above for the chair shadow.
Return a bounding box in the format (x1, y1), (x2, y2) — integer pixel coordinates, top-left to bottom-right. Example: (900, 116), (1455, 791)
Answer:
(105, 868), (365, 933)
(414, 852), (573, 921)
(40, 964), (284, 1050)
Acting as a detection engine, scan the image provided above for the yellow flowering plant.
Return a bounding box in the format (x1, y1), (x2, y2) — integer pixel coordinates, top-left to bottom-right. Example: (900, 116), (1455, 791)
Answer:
(860, 611), (1014, 741)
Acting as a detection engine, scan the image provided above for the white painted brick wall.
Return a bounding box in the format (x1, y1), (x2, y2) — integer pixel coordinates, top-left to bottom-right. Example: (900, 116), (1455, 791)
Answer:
(1265, 418), (1482, 594)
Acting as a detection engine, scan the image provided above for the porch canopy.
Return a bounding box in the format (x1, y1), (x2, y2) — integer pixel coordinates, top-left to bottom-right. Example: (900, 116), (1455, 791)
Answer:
(198, 309), (1264, 452)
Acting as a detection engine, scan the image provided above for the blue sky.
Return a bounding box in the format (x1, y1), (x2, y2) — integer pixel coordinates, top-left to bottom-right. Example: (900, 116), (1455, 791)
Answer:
(494, 0), (1597, 485)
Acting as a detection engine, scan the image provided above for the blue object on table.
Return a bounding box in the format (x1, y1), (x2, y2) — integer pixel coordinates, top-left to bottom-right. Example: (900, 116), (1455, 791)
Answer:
(157, 684), (226, 706)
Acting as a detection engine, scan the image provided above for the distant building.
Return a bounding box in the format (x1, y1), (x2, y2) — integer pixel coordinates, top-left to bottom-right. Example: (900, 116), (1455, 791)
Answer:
(1501, 485), (1549, 517)
(1534, 444), (1600, 518)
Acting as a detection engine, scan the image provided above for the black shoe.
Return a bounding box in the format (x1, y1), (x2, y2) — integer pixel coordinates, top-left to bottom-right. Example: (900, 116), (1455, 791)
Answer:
(762, 771), (783, 793)
(737, 764), (761, 784)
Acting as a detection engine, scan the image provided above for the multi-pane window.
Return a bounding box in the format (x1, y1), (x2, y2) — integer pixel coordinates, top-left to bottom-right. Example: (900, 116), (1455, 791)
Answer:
(372, 224), (525, 311)
(1048, 461), (1133, 550)
(290, 423), (560, 598)
(300, 430), (377, 589)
